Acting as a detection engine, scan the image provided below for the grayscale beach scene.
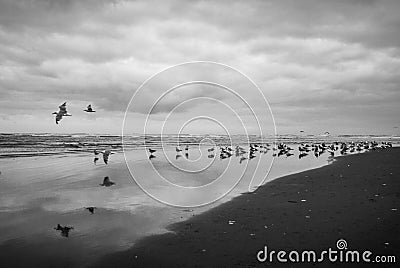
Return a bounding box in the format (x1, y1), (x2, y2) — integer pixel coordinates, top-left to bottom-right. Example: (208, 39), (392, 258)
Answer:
(0, 0), (399, 267)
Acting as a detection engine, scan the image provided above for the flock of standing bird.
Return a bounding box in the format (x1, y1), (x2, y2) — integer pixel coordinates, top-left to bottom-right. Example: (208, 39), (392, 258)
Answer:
(146, 140), (393, 165)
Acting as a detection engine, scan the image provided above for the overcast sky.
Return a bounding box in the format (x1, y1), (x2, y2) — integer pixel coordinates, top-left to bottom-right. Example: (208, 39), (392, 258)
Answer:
(0, 0), (399, 135)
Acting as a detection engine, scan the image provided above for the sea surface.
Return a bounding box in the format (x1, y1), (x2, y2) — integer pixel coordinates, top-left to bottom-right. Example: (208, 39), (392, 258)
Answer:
(1, 133), (399, 158)
(0, 133), (398, 267)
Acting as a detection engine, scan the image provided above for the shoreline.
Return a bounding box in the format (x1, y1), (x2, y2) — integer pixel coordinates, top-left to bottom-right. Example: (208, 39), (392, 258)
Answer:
(93, 148), (400, 267)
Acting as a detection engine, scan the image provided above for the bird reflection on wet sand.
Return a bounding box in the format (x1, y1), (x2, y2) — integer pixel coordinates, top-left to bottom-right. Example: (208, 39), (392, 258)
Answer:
(54, 224), (74, 238)
(99, 176), (115, 187)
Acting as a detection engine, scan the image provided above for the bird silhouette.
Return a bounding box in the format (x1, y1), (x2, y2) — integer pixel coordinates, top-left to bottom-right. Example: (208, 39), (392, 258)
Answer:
(52, 102), (71, 124)
(84, 104), (96, 113)
(85, 207), (97, 214)
(100, 150), (112, 164)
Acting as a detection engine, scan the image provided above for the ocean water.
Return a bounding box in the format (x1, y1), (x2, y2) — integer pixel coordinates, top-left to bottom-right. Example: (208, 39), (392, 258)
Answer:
(1, 133), (399, 158)
(0, 133), (398, 267)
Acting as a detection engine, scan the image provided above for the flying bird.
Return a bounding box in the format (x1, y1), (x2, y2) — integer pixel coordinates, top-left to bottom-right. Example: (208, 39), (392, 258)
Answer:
(52, 102), (71, 124)
(84, 104), (96, 113)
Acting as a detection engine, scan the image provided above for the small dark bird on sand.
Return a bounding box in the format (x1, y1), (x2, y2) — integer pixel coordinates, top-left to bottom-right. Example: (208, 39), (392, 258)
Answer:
(85, 207), (97, 214)
(100, 150), (112, 164)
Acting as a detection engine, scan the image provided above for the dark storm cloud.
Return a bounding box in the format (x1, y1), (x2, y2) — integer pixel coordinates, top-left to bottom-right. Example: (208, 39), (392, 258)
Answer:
(187, 0), (400, 50)
(0, 0), (111, 32)
(0, 0), (399, 133)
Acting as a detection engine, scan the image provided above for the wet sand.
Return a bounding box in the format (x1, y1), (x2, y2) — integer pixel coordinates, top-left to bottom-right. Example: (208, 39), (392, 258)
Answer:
(0, 145), (336, 268)
(93, 148), (400, 267)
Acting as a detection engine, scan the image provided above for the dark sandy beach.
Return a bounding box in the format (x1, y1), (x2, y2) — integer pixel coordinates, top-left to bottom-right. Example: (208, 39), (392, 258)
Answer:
(93, 148), (400, 267)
